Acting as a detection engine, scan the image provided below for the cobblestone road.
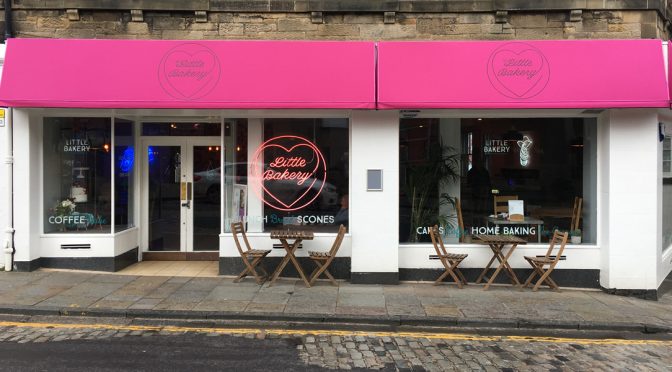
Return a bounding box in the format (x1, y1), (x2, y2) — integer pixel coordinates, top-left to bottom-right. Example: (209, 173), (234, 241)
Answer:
(0, 317), (669, 371)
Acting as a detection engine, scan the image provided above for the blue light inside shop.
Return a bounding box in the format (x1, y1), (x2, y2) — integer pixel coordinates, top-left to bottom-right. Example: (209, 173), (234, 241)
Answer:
(119, 147), (135, 173)
(148, 146), (156, 165)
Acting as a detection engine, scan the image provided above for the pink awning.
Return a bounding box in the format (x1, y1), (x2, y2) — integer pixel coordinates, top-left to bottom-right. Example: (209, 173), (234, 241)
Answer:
(0, 39), (376, 109)
(378, 40), (669, 109)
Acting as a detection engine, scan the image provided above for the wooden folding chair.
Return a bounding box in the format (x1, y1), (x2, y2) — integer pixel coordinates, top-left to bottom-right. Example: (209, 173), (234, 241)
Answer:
(523, 230), (568, 291)
(429, 225), (468, 288)
(570, 196), (583, 231)
(493, 195), (518, 215)
(308, 225), (346, 286)
(231, 222), (271, 284)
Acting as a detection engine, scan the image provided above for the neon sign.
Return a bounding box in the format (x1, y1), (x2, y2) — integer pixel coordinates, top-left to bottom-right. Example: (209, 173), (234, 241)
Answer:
(250, 135), (327, 212)
(517, 135), (533, 166)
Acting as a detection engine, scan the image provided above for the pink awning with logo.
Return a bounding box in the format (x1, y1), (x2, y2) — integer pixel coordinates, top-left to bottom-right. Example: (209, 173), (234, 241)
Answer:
(378, 40), (669, 109)
(0, 38), (376, 109)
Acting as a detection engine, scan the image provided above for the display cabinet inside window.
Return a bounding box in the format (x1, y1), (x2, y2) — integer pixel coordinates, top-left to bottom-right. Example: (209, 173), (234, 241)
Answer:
(43, 117), (112, 234)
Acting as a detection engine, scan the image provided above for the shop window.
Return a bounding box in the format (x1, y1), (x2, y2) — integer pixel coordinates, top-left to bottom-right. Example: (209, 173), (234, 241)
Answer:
(662, 135), (672, 252)
(400, 118), (597, 245)
(43, 118), (112, 234)
(114, 119), (135, 232)
(224, 118), (349, 233)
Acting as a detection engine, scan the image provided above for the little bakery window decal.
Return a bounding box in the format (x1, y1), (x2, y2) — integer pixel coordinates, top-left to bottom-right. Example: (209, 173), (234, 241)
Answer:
(158, 43), (221, 101)
(250, 135), (327, 212)
(487, 42), (550, 100)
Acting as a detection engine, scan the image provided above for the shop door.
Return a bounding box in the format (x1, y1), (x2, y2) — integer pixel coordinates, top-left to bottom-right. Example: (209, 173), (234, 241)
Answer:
(142, 139), (221, 253)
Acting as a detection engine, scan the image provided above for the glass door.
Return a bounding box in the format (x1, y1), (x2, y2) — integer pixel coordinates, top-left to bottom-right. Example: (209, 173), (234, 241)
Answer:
(143, 139), (221, 253)
(189, 141), (222, 251)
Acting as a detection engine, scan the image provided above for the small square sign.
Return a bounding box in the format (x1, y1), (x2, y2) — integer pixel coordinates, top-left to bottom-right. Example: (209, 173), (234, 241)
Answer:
(367, 169), (383, 191)
(0, 109), (5, 127)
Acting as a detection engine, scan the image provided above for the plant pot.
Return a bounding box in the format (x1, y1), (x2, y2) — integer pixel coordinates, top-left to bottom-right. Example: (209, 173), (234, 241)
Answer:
(571, 236), (582, 244)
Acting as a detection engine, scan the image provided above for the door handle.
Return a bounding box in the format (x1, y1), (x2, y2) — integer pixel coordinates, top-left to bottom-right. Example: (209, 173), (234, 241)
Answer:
(181, 200), (191, 209)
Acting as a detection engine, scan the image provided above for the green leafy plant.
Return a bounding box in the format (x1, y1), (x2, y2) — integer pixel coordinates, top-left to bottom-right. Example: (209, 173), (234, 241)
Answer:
(569, 229), (582, 237)
(402, 142), (461, 242)
(53, 198), (76, 217)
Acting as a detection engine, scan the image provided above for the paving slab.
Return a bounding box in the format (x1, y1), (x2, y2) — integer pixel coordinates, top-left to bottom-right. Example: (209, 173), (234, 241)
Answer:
(0, 270), (669, 334)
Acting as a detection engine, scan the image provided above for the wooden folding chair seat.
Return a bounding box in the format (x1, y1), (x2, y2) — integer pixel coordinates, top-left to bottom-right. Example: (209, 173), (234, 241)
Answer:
(231, 222), (271, 284)
(308, 225), (346, 286)
(523, 230), (568, 291)
(429, 225), (468, 288)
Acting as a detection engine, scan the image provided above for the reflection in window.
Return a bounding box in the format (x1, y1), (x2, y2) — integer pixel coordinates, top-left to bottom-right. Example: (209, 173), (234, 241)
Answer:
(400, 118), (597, 244)
(43, 117), (112, 234)
(662, 136), (672, 252)
(114, 119), (135, 232)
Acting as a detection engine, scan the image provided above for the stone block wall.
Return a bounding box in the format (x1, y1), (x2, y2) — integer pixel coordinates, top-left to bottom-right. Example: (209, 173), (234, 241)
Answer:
(5, 8), (669, 41)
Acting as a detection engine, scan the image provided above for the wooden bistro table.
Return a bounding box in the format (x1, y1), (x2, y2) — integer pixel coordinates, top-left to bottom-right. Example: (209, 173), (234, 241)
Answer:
(268, 229), (315, 288)
(474, 234), (527, 290)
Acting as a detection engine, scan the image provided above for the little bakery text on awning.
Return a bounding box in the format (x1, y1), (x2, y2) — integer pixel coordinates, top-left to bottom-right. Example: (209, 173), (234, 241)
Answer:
(377, 39), (669, 109)
(0, 39), (376, 109)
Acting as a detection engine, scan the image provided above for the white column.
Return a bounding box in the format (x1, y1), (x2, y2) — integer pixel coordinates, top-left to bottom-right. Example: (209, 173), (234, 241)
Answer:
(350, 110), (399, 284)
(12, 109), (41, 268)
(603, 109), (659, 290)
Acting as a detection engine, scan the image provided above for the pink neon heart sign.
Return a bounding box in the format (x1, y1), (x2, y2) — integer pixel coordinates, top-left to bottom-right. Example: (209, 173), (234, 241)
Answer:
(250, 135), (327, 212)
(158, 43), (221, 100)
(487, 42), (550, 100)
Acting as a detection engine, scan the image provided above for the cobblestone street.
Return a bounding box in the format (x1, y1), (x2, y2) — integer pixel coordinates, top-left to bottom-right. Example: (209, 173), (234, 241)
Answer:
(0, 316), (669, 371)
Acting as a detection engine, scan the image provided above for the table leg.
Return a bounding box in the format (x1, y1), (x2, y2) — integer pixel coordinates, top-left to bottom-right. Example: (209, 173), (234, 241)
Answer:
(475, 247), (498, 284)
(286, 240), (311, 288)
(268, 239), (293, 287)
(484, 243), (520, 290)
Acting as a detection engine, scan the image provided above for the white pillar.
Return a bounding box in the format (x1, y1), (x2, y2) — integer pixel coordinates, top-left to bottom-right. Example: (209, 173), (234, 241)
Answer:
(12, 109), (41, 269)
(603, 109), (659, 291)
(350, 110), (399, 284)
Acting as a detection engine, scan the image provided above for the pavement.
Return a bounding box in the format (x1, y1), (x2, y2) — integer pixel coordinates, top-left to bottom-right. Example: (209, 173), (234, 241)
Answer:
(0, 269), (670, 335)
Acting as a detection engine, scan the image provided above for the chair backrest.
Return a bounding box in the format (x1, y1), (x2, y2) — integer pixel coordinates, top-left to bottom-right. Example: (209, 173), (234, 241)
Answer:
(494, 195), (518, 214)
(328, 225), (347, 257)
(570, 196), (583, 231)
(429, 225), (448, 256)
(544, 230), (569, 263)
(455, 198), (465, 243)
(231, 222), (251, 255)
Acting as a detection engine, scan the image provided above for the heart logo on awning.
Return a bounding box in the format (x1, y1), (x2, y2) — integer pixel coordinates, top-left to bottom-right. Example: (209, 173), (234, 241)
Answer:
(487, 42), (550, 100)
(158, 43), (221, 101)
(250, 136), (327, 212)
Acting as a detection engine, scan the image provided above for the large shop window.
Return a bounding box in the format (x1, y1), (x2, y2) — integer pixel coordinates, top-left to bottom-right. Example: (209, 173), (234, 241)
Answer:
(44, 118), (113, 234)
(114, 118), (135, 232)
(225, 118), (349, 233)
(400, 118), (597, 245)
(662, 135), (672, 252)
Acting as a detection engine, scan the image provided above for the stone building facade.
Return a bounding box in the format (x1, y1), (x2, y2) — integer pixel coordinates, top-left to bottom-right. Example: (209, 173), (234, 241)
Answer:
(2, 1), (671, 41)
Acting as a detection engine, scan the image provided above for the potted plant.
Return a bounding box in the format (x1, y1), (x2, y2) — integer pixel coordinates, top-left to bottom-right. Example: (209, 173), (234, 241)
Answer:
(570, 229), (582, 244)
(401, 142), (460, 242)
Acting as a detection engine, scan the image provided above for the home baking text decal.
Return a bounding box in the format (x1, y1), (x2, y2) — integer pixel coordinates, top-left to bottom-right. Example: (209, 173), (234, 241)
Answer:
(487, 42), (550, 100)
(158, 43), (221, 101)
(250, 135), (327, 212)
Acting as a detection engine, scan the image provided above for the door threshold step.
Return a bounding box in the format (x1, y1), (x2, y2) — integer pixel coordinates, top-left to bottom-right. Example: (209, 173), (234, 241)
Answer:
(143, 252), (218, 261)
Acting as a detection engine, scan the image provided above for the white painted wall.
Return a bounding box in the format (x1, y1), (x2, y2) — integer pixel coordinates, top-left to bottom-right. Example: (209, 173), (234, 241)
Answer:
(12, 109), (41, 264)
(350, 110), (399, 275)
(0, 44), (7, 268)
(603, 109), (660, 290)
